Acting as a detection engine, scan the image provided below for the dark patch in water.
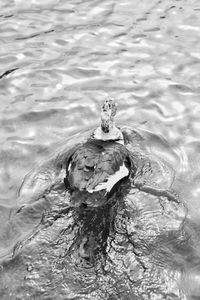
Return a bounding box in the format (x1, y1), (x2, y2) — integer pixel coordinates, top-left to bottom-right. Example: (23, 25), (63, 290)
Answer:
(0, 68), (18, 79)
(144, 27), (160, 32)
(4, 15), (14, 18)
(136, 18), (147, 22)
(16, 29), (54, 40)
(169, 84), (193, 93)
(44, 29), (55, 34)
(16, 33), (41, 40)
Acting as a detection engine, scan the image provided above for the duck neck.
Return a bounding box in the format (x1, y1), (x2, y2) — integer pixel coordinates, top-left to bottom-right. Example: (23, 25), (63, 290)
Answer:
(101, 110), (115, 133)
(93, 119), (124, 144)
(93, 99), (124, 144)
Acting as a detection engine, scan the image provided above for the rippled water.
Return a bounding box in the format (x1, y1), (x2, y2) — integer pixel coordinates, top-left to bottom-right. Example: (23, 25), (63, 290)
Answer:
(1, 0), (200, 299)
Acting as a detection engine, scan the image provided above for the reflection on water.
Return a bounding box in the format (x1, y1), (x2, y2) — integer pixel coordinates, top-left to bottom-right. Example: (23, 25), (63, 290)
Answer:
(0, 0), (200, 299)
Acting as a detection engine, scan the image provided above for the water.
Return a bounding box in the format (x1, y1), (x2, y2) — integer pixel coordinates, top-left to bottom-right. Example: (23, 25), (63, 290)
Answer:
(0, 0), (200, 299)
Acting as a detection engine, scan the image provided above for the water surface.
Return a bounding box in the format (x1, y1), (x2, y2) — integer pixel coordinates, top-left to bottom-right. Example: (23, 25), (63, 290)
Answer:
(0, 0), (200, 299)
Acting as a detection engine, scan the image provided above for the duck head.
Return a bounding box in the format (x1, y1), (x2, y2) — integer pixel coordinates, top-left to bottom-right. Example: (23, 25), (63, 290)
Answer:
(93, 99), (124, 143)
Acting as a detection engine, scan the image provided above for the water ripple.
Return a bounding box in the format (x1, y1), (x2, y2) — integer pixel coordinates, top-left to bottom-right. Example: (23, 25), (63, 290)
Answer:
(0, 0), (200, 299)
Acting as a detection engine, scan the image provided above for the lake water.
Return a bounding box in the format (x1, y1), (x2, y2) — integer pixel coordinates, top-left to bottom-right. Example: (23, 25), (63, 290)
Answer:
(0, 0), (200, 299)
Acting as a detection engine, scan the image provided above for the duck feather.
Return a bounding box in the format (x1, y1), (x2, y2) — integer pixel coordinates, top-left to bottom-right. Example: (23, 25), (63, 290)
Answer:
(65, 139), (131, 194)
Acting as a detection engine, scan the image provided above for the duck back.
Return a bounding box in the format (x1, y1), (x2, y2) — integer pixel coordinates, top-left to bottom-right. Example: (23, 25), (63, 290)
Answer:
(65, 139), (132, 198)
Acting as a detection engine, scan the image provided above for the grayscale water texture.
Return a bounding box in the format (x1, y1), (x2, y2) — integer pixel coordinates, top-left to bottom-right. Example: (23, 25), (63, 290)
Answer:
(0, 0), (200, 299)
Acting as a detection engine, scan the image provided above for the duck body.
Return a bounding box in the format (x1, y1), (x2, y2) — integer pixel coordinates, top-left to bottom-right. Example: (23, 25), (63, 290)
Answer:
(18, 100), (177, 208)
(64, 138), (132, 207)
(18, 124), (177, 208)
(63, 99), (136, 207)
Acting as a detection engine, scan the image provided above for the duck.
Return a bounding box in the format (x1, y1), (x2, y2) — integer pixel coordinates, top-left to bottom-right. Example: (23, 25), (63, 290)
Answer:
(64, 99), (134, 207)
